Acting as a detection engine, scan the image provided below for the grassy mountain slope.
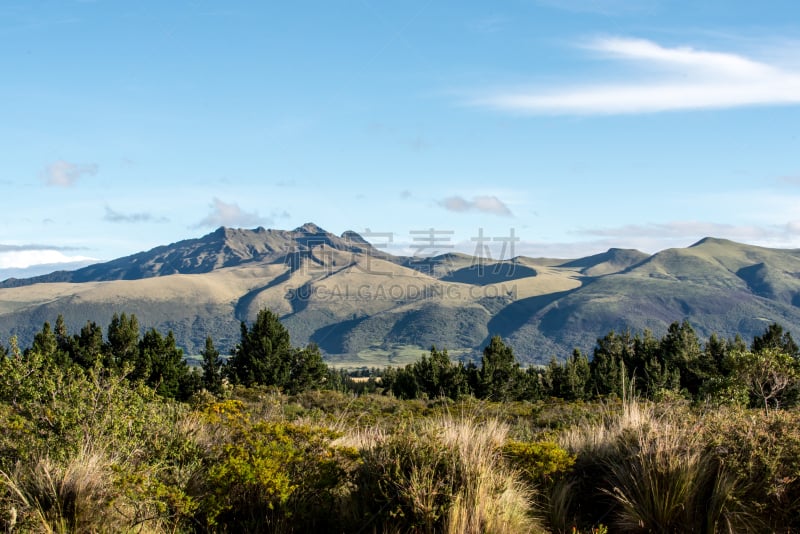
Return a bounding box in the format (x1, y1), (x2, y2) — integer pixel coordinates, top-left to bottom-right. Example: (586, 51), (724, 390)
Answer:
(1, 226), (800, 365)
(499, 239), (800, 361)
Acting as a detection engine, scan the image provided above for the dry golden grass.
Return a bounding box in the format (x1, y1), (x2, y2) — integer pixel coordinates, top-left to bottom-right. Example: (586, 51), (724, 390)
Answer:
(0, 248), (586, 317)
(554, 394), (756, 533)
(0, 446), (119, 534)
(346, 413), (543, 534)
(438, 417), (542, 534)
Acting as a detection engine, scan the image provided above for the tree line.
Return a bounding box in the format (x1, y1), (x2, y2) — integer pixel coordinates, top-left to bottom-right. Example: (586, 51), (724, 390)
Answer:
(384, 320), (800, 411)
(3, 311), (799, 410)
(1, 309), (330, 401)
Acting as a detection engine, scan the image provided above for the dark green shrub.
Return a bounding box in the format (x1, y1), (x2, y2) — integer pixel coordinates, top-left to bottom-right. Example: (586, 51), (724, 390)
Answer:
(354, 426), (466, 533)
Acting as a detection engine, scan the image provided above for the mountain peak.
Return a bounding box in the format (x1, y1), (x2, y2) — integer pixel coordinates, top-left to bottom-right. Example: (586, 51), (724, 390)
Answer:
(294, 222), (326, 234)
(689, 237), (736, 248)
(211, 226), (268, 239)
(341, 230), (370, 245)
(559, 247), (649, 275)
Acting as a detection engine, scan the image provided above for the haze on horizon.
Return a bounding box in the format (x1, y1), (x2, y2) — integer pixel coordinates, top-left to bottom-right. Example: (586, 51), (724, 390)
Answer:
(2, 0), (800, 279)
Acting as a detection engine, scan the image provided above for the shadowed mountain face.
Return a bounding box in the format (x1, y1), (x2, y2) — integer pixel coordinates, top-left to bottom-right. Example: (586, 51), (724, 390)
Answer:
(2, 225), (800, 365)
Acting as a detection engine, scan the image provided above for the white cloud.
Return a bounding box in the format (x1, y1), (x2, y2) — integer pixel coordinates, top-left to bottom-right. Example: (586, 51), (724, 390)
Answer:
(787, 220), (800, 234)
(0, 250), (96, 269)
(439, 195), (513, 216)
(193, 197), (272, 228)
(473, 37), (800, 114)
(41, 160), (98, 187)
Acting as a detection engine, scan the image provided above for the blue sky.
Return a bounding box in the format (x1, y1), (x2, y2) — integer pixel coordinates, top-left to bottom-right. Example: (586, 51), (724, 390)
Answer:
(2, 0), (800, 278)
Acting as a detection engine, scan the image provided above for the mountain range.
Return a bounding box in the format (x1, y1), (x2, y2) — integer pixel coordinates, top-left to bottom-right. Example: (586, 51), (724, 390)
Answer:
(2, 223), (800, 365)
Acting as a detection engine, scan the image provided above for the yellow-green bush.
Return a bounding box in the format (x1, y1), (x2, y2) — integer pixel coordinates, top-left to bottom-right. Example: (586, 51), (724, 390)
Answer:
(702, 407), (800, 531)
(194, 401), (355, 532)
(503, 439), (575, 486)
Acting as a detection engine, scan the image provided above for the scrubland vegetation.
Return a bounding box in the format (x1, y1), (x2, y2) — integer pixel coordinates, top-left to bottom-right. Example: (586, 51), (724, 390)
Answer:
(2, 310), (800, 532)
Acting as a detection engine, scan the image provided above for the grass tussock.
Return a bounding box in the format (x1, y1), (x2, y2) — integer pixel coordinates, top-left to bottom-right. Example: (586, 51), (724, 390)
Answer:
(439, 417), (538, 534)
(553, 394), (761, 533)
(0, 446), (117, 534)
(354, 415), (543, 534)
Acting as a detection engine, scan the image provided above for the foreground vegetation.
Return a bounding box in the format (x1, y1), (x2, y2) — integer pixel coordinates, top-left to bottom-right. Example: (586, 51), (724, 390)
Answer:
(2, 311), (800, 532)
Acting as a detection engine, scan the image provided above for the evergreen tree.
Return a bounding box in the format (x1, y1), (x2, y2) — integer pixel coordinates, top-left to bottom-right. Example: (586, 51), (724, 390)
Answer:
(227, 309), (293, 388)
(589, 330), (632, 397)
(634, 330), (675, 397)
(52, 314), (79, 366)
(704, 333), (729, 372)
(390, 367), (420, 399)
(200, 335), (224, 395)
(106, 312), (140, 370)
(752, 323), (800, 359)
(72, 321), (105, 369)
(542, 356), (563, 398)
(412, 347), (442, 397)
(660, 320), (704, 394)
(446, 361), (471, 399)
(287, 343), (328, 394)
(28, 321), (59, 362)
(138, 328), (193, 399)
(479, 335), (522, 401)
(396, 346), (471, 400)
(562, 349), (590, 401)
(465, 360), (481, 397)
(520, 366), (544, 401)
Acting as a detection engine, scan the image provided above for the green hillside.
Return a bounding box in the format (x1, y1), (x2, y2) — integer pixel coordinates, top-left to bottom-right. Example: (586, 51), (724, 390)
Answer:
(1, 226), (800, 364)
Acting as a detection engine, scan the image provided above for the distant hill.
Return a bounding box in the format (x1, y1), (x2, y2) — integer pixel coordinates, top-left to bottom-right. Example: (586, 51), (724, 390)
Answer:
(2, 225), (799, 365)
(558, 248), (650, 276)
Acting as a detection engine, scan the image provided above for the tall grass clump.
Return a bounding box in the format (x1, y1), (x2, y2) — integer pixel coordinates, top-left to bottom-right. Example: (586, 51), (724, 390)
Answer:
(555, 393), (753, 533)
(0, 447), (118, 533)
(353, 415), (542, 534)
(600, 418), (742, 533)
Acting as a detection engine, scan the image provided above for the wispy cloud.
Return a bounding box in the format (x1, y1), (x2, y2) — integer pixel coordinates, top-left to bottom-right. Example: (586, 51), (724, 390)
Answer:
(104, 205), (168, 224)
(578, 221), (762, 239)
(534, 0), (660, 16)
(41, 160), (98, 187)
(472, 36), (800, 114)
(468, 14), (508, 34)
(439, 195), (513, 216)
(511, 220), (800, 259)
(193, 197), (272, 229)
(0, 243), (86, 253)
(576, 219), (800, 246)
